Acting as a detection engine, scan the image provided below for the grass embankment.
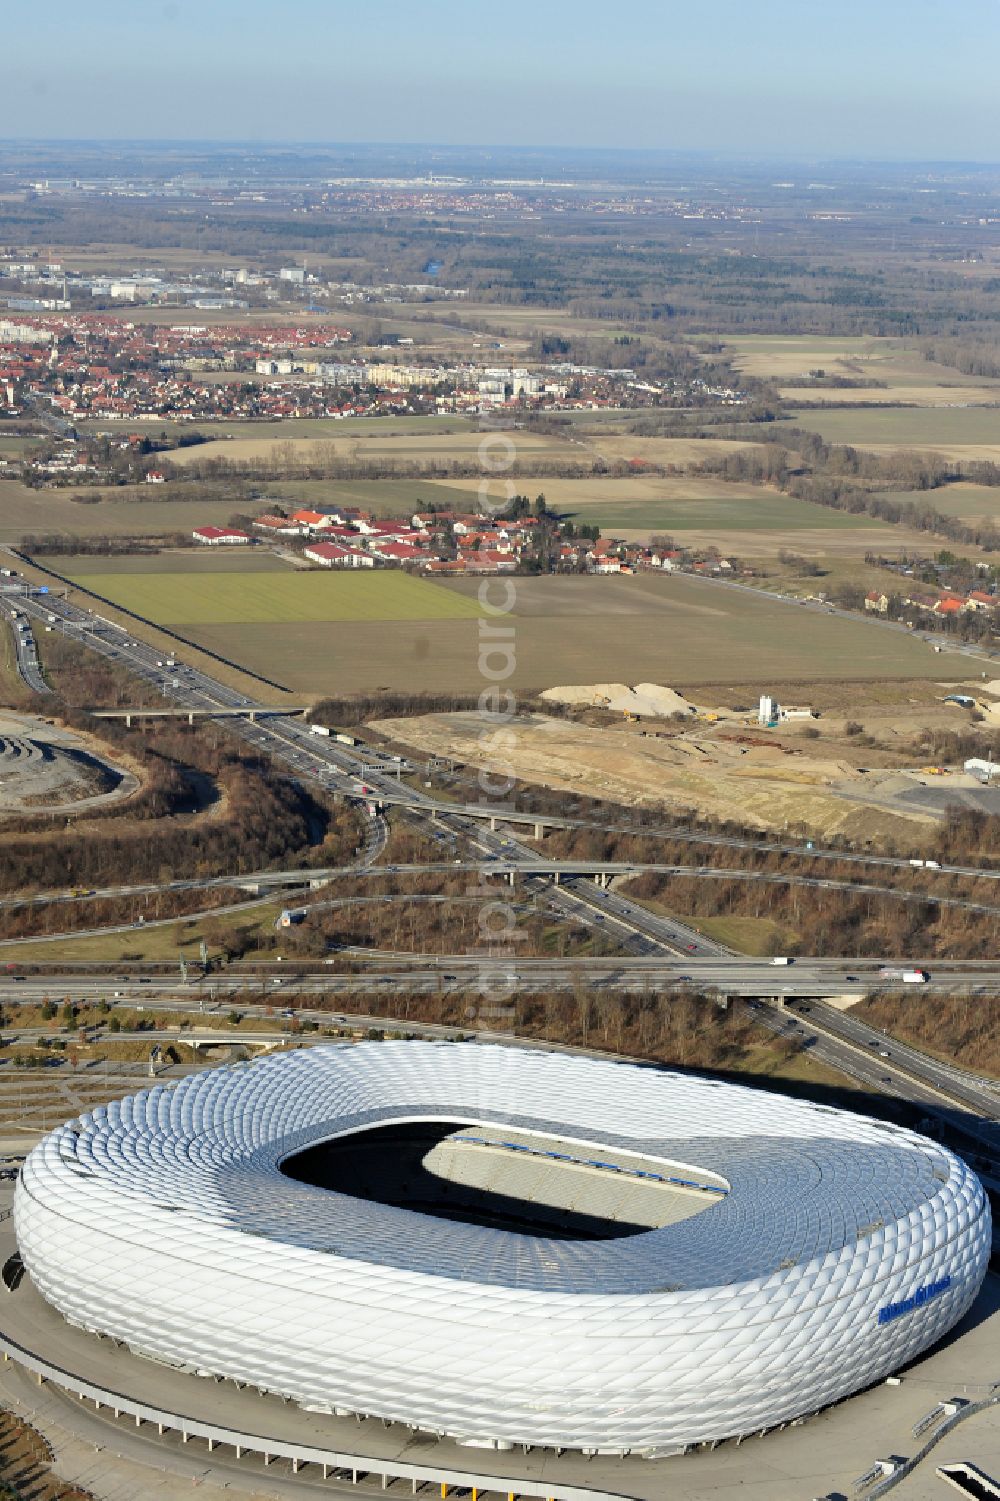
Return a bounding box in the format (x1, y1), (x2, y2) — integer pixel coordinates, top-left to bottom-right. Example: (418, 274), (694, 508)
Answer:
(0, 901), (286, 966)
(0, 619), (32, 707)
(615, 889), (794, 957)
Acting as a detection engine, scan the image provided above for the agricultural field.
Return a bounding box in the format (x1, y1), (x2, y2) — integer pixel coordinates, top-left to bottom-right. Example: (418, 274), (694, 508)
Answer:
(437, 475), (932, 555)
(887, 482), (1000, 522)
(176, 571), (974, 696)
(165, 428), (575, 467)
(59, 565), (483, 626)
(580, 434), (765, 468)
(77, 414), (476, 441)
(722, 335), (1000, 405)
(0, 477), (480, 544)
(517, 480), (883, 536)
(0, 481), (271, 543)
(786, 406), (1000, 451)
(46, 549), (292, 576)
(781, 384), (1000, 407)
(256, 477), (482, 514)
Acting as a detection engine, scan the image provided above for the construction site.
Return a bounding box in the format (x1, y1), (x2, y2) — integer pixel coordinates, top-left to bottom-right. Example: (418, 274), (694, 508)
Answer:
(375, 679), (1000, 845)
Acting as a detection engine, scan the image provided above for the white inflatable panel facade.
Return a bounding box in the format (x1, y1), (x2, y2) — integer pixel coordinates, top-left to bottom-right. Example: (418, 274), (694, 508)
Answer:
(14, 1042), (991, 1452)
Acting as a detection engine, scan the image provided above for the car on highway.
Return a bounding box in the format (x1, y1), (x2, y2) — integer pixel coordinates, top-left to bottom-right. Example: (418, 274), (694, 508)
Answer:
(879, 1049), (891, 1058)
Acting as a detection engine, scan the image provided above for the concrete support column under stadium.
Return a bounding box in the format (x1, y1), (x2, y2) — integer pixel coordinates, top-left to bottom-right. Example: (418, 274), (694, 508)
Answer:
(489, 816), (497, 832)
(188, 711), (194, 725)
(593, 872), (608, 888)
(249, 710), (256, 722)
(124, 713), (132, 728)
(508, 871), (515, 887)
(534, 822), (545, 839)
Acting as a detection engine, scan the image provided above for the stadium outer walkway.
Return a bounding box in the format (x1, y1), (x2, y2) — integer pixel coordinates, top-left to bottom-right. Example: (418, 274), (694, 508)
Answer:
(0, 1210), (999, 1501)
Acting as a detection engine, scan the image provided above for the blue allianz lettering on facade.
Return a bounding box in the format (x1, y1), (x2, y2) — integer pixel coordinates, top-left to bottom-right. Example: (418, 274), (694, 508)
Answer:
(878, 1276), (952, 1326)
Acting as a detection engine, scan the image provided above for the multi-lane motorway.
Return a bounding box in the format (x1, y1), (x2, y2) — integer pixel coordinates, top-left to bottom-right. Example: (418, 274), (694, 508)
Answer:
(3, 569), (1000, 1155)
(1, 976), (998, 1157)
(0, 599), (48, 697)
(2, 575), (732, 961)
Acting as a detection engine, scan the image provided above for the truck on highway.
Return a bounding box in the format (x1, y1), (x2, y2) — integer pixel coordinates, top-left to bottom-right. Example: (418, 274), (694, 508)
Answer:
(902, 969), (930, 984)
(770, 956), (792, 966)
(310, 724), (331, 737)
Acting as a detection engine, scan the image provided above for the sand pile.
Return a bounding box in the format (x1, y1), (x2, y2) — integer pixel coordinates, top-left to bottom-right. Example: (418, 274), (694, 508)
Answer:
(541, 682), (694, 718)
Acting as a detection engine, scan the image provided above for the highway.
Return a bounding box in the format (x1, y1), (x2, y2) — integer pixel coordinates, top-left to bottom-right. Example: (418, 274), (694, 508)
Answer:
(10, 560), (1000, 891)
(3, 981), (1000, 1160)
(2, 575), (731, 962)
(4, 955), (997, 997)
(5, 566), (1000, 1154)
(4, 857), (1000, 930)
(0, 599), (48, 696)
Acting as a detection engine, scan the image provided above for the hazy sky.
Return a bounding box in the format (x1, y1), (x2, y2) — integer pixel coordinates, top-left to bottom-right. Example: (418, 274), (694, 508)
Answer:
(3, 0), (998, 160)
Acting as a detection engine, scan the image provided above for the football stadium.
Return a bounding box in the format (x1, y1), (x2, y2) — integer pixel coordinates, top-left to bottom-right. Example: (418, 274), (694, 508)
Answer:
(13, 1042), (992, 1455)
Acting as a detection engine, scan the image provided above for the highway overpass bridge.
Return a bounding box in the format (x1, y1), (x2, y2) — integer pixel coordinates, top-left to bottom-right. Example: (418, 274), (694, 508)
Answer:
(92, 707), (310, 727)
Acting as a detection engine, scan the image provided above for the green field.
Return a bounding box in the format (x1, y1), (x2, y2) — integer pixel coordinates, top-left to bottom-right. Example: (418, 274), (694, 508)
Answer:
(62, 568), (483, 625)
(788, 407), (1000, 447)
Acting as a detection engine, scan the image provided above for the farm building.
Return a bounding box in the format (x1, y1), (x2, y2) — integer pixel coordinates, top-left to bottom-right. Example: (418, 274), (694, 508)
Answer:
(371, 541), (431, 563)
(192, 526), (251, 546)
(303, 542), (374, 568)
(290, 509), (338, 532)
(253, 514), (303, 537)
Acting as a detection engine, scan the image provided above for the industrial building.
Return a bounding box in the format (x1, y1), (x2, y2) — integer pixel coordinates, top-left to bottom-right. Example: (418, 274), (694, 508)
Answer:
(14, 1043), (990, 1455)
